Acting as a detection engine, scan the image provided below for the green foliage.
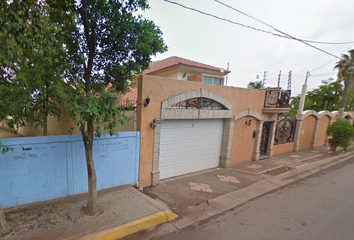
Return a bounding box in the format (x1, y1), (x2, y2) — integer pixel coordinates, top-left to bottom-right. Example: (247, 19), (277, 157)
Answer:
(289, 78), (354, 116)
(247, 80), (263, 89)
(46, 0), (167, 140)
(326, 119), (354, 151)
(0, 1), (48, 64)
(1, 0), (167, 214)
(334, 49), (354, 113)
(289, 96), (300, 116)
(0, 138), (12, 154)
(0, 1), (69, 134)
(45, 0), (167, 214)
(305, 78), (344, 112)
(335, 49), (354, 80)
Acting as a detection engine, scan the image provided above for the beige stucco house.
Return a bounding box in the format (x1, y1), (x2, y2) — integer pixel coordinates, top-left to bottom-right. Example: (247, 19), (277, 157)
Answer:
(136, 56), (295, 187)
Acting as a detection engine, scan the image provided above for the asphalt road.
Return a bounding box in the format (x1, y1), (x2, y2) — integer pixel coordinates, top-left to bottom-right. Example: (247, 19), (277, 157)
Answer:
(179, 157), (354, 240)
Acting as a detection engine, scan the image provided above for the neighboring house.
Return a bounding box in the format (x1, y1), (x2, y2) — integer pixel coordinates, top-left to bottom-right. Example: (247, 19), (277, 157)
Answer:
(120, 86), (138, 108)
(3, 87), (138, 137)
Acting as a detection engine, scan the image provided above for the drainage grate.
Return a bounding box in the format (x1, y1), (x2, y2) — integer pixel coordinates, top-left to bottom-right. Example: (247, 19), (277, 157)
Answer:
(263, 166), (293, 176)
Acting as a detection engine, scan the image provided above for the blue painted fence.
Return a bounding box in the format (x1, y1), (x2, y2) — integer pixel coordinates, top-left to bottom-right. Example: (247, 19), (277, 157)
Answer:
(0, 132), (140, 208)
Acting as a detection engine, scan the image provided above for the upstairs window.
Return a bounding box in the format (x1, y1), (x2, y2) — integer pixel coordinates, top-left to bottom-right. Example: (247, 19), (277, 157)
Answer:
(203, 76), (222, 85)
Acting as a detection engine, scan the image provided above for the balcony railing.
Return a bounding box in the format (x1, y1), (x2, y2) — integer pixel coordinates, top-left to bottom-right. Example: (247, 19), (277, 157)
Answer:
(264, 88), (291, 108)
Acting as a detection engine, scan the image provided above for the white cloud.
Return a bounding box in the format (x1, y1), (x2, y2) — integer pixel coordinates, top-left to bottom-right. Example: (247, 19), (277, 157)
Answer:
(143, 0), (354, 95)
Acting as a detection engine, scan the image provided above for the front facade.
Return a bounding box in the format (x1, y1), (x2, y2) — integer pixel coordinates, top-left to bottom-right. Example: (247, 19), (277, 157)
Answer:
(137, 70), (290, 187)
(138, 56), (350, 187)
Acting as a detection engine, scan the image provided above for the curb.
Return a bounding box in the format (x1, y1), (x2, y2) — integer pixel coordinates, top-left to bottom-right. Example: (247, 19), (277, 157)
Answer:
(78, 210), (178, 240)
(166, 152), (354, 231)
(276, 151), (354, 181)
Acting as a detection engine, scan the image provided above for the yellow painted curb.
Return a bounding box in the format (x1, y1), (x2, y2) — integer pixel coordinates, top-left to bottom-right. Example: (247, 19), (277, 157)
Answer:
(77, 210), (178, 240)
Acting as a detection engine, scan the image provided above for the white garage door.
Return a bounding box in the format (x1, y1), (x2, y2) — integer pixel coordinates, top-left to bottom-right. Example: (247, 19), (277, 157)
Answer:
(159, 119), (223, 179)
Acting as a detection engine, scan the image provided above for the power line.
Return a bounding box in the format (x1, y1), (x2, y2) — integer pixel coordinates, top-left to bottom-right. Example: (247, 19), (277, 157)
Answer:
(161, 0), (291, 40)
(310, 59), (337, 73)
(213, 0), (354, 45)
(211, 0), (342, 59)
(162, 0), (342, 59)
(161, 0), (354, 81)
(310, 44), (354, 73)
(310, 72), (336, 77)
(163, 0), (348, 48)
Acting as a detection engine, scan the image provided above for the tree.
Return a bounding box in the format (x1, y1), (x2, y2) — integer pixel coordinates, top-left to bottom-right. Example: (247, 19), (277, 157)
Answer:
(247, 80), (263, 89)
(335, 49), (354, 80)
(0, 201), (5, 231)
(46, 0), (166, 215)
(334, 49), (354, 118)
(0, 0), (60, 230)
(0, 1), (67, 136)
(289, 78), (353, 116)
(305, 78), (344, 111)
(0, 45), (67, 136)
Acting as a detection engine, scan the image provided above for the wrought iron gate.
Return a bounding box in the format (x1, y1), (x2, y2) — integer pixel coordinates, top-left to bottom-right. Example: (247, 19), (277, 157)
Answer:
(274, 115), (296, 145)
(260, 121), (272, 156)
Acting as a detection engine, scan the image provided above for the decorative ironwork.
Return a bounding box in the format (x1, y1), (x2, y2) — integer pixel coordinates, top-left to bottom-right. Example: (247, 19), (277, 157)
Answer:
(172, 98), (227, 110)
(260, 121), (272, 156)
(274, 115), (296, 145)
(264, 89), (291, 108)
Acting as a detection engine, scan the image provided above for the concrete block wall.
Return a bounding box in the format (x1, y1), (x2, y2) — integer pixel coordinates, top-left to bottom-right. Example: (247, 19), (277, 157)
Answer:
(0, 132), (140, 208)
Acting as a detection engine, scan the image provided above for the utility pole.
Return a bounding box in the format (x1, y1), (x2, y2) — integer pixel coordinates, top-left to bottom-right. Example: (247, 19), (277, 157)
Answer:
(277, 70), (281, 88)
(298, 71), (310, 115)
(338, 67), (354, 119)
(262, 71), (267, 89)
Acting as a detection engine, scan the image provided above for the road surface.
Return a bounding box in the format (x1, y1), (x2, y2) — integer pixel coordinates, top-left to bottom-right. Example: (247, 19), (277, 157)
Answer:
(180, 157), (354, 240)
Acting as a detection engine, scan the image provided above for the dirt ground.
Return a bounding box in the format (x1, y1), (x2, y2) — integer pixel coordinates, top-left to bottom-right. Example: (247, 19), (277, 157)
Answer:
(0, 186), (129, 240)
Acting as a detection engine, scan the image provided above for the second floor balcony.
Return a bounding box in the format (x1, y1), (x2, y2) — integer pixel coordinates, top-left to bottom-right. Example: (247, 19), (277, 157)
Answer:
(263, 88), (291, 114)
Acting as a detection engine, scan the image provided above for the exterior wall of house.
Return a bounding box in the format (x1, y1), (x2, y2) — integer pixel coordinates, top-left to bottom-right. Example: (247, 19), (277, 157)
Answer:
(137, 75), (265, 187)
(273, 142), (295, 155)
(176, 70), (200, 80)
(231, 116), (258, 164)
(0, 132), (140, 208)
(148, 67), (226, 82)
(315, 115), (331, 147)
(16, 122), (42, 136)
(5, 108), (135, 137)
(187, 73), (224, 85)
(187, 74), (202, 82)
(299, 115), (317, 150)
(154, 70), (179, 80)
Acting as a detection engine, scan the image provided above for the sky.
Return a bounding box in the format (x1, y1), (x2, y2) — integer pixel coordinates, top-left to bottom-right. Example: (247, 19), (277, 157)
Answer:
(143, 0), (354, 96)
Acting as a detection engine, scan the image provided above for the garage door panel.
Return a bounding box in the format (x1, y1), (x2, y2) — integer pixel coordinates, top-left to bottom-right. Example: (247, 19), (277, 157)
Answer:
(159, 119), (223, 179)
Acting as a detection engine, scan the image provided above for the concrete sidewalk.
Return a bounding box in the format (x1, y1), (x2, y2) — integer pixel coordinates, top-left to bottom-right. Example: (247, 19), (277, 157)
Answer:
(143, 145), (354, 233)
(3, 187), (176, 240)
(3, 145), (353, 239)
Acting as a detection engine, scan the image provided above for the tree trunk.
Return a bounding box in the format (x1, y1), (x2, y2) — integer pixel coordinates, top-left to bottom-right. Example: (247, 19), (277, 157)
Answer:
(83, 120), (98, 215)
(43, 114), (48, 136)
(0, 199), (7, 231)
(43, 82), (49, 136)
(339, 70), (354, 118)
